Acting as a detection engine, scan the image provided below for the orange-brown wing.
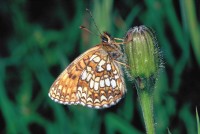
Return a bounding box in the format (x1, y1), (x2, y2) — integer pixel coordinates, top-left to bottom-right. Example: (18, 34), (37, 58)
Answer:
(77, 52), (126, 109)
(48, 45), (101, 105)
(48, 45), (126, 109)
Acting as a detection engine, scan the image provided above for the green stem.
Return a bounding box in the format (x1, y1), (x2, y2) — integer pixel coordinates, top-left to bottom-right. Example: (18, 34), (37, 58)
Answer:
(136, 78), (155, 134)
(183, 0), (200, 65)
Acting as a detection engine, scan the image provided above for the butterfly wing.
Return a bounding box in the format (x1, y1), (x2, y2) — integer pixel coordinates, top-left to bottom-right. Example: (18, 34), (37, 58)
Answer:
(48, 45), (126, 109)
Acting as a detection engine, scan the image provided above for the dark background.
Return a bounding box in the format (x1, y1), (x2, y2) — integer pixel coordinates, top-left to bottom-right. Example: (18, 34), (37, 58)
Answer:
(0, 0), (200, 134)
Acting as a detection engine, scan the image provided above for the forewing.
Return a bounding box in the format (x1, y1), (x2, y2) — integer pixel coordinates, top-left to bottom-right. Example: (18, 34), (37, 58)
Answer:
(48, 46), (101, 105)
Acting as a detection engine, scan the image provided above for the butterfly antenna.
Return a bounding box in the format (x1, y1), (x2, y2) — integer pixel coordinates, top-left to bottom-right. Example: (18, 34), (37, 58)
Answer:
(86, 8), (102, 36)
(80, 26), (99, 37)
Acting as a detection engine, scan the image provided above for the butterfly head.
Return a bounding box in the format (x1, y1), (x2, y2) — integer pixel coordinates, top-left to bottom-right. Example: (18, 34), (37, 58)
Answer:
(101, 32), (114, 45)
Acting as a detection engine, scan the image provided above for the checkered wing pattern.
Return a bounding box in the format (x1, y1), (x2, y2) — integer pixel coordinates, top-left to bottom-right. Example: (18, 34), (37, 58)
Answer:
(48, 45), (126, 109)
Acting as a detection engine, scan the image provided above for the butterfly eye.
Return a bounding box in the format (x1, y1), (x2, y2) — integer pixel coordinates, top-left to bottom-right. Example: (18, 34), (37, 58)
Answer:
(101, 36), (108, 43)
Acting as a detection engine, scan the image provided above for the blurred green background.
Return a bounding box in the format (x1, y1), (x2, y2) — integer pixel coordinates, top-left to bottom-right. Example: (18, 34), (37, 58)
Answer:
(0, 0), (200, 134)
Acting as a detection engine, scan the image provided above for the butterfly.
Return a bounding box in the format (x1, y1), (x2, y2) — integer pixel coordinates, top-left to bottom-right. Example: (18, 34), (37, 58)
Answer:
(48, 29), (127, 109)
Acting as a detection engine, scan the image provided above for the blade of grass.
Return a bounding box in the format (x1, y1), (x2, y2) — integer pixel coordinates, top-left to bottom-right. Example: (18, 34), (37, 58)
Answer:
(182, 0), (200, 65)
(196, 107), (200, 134)
(167, 128), (172, 134)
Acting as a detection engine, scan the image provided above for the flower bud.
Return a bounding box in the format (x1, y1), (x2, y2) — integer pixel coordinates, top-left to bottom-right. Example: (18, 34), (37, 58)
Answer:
(124, 26), (160, 79)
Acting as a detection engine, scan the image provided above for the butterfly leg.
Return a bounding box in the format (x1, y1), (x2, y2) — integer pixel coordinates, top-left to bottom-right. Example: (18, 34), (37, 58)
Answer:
(114, 38), (124, 41)
(113, 60), (130, 68)
(113, 38), (133, 45)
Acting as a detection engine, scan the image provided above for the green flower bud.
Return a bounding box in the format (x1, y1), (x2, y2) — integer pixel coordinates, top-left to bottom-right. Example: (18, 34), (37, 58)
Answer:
(124, 26), (160, 79)
(124, 26), (161, 134)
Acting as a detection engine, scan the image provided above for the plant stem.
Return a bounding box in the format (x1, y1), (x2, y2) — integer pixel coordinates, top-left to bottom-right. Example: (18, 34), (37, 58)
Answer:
(136, 78), (155, 134)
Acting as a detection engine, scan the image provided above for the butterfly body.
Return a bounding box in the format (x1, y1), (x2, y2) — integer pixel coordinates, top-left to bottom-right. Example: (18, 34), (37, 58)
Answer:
(48, 32), (126, 109)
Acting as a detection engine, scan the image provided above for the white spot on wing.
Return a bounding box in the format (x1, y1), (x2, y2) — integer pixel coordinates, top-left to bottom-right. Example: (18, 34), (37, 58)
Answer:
(90, 79), (94, 89)
(87, 66), (92, 72)
(97, 60), (105, 72)
(78, 86), (82, 91)
(106, 64), (111, 71)
(94, 99), (100, 103)
(102, 104), (109, 108)
(94, 82), (99, 91)
(104, 75), (108, 78)
(82, 92), (86, 99)
(95, 77), (100, 82)
(110, 101), (115, 105)
(63, 102), (69, 105)
(113, 70), (117, 74)
(86, 74), (92, 82)
(114, 74), (119, 79)
(81, 70), (87, 80)
(80, 102), (86, 106)
(105, 78), (110, 86)
(111, 79), (117, 88)
(93, 56), (100, 62)
(87, 105), (92, 108)
(108, 95), (113, 100)
(94, 106), (100, 109)
(87, 97), (93, 102)
(97, 66), (104, 72)
(100, 80), (105, 87)
(99, 60), (106, 66)
(78, 91), (82, 98)
(90, 55), (97, 61)
(100, 95), (107, 101)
